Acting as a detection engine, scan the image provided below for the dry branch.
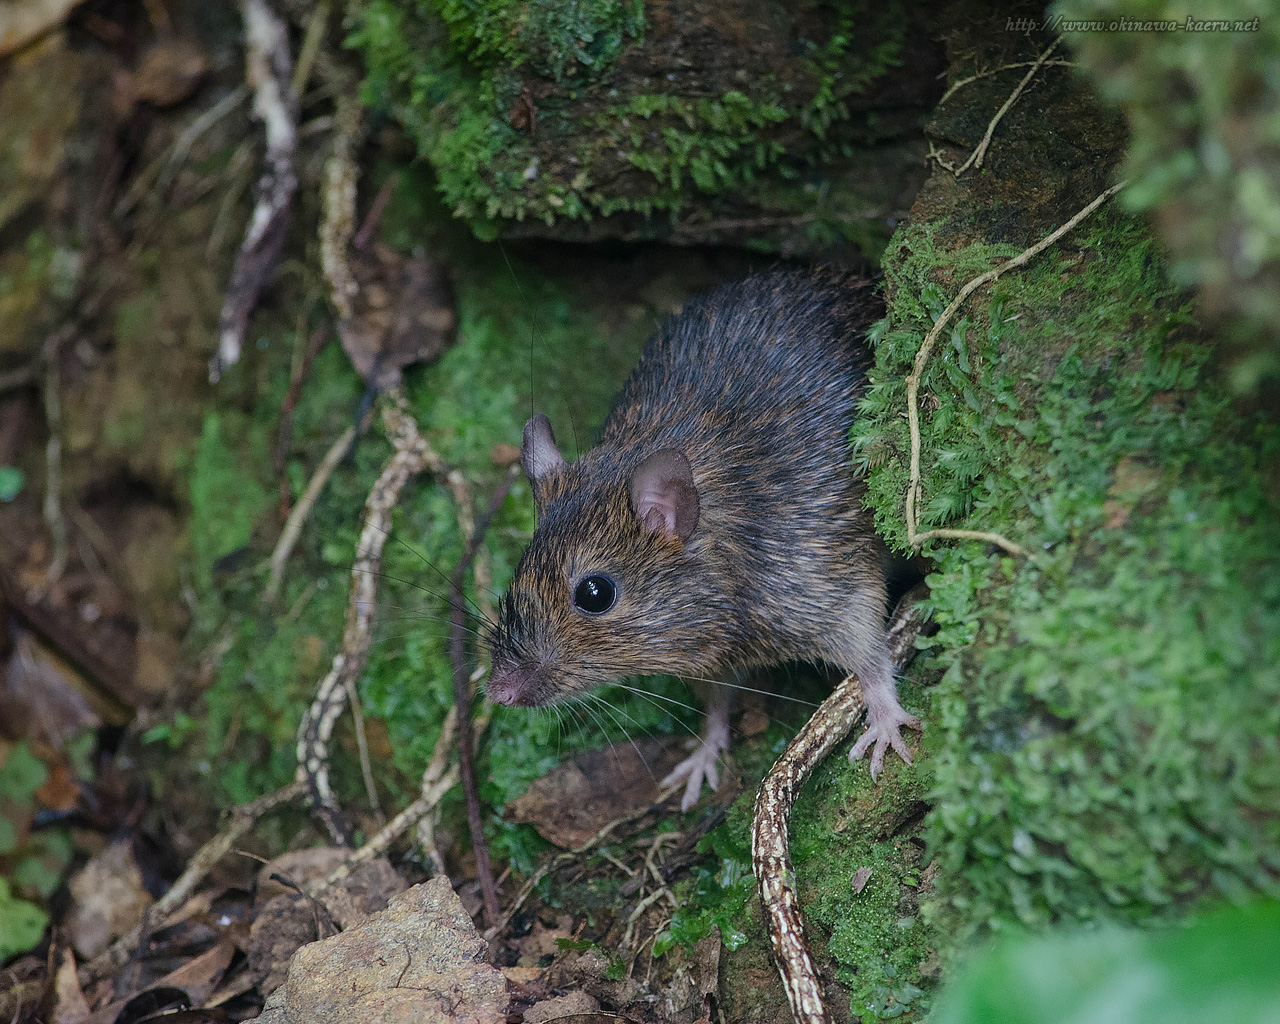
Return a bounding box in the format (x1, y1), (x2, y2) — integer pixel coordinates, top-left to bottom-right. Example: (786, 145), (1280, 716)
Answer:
(295, 393), (444, 845)
(212, 0), (298, 381)
(448, 466), (519, 926)
(79, 781), (306, 990)
(952, 39), (1060, 177)
(264, 422), (357, 604)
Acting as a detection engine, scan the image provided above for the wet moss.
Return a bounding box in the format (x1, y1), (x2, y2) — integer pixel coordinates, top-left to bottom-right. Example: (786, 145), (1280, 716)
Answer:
(857, 206), (1280, 943)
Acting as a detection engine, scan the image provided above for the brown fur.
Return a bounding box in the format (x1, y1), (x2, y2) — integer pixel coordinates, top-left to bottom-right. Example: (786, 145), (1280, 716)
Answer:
(488, 267), (901, 713)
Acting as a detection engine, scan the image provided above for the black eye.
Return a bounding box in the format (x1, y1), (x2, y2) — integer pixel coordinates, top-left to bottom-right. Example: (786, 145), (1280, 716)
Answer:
(573, 575), (617, 614)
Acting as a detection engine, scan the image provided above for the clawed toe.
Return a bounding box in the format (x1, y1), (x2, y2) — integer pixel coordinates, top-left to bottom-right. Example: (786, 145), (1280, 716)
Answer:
(662, 745), (724, 811)
(849, 708), (921, 780)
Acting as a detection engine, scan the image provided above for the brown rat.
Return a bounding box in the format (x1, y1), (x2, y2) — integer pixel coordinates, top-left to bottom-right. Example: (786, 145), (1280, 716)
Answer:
(487, 267), (920, 809)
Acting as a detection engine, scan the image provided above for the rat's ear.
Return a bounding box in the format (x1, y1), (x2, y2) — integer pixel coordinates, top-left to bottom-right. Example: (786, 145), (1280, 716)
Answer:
(522, 415), (565, 502)
(629, 449), (699, 542)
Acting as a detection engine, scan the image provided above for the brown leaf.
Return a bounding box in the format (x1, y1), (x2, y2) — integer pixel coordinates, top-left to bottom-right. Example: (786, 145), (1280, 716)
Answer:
(147, 935), (236, 1007)
(1, 621), (101, 745)
(51, 946), (91, 1024)
(338, 243), (455, 391)
(132, 38), (209, 107)
(66, 840), (154, 960)
(738, 707), (769, 737)
(507, 737), (687, 848)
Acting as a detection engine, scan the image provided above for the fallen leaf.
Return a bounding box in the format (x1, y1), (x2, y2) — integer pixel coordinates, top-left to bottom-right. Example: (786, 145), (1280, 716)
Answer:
(133, 38), (209, 107)
(738, 707), (769, 737)
(338, 243), (455, 391)
(508, 737), (687, 848)
(1, 621), (101, 745)
(66, 840), (153, 960)
(850, 866), (873, 895)
(51, 946), (91, 1024)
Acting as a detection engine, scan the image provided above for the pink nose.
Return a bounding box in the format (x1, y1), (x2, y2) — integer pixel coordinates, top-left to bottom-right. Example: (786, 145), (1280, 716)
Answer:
(487, 670), (521, 707)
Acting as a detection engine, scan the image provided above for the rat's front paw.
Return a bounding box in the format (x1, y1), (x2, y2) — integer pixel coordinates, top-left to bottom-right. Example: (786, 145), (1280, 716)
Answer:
(848, 705), (921, 779)
(662, 736), (728, 812)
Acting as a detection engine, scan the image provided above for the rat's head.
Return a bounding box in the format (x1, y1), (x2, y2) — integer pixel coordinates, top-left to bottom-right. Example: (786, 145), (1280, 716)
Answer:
(487, 414), (717, 707)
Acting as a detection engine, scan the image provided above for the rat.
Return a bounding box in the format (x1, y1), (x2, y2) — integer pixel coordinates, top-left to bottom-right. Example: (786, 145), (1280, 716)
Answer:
(486, 267), (920, 810)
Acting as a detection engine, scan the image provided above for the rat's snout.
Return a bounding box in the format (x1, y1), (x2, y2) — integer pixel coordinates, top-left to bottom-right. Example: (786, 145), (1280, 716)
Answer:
(487, 666), (542, 707)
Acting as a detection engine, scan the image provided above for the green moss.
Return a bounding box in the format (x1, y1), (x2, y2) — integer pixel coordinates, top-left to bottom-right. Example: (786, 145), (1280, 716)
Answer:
(347, 0), (913, 242)
(857, 209), (1280, 946)
(186, 169), (700, 828)
(431, 0), (644, 84)
(784, 676), (938, 1020)
(1054, 0), (1280, 391)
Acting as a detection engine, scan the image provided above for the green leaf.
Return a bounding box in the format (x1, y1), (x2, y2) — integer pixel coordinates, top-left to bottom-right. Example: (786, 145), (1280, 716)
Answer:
(0, 877), (47, 960)
(932, 900), (1280, 1024)
(0, 743), (48, 804)
(0, 466), (24, 502)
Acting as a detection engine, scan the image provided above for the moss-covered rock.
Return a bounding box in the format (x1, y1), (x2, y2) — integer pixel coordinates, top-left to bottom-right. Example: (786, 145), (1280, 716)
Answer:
(857, 16), (1280, 950)
(1054, 0), (1280, 392)
(348, 0), (942, 254)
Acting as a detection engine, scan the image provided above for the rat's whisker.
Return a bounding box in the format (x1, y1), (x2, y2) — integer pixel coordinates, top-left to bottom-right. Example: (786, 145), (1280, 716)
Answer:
(674, 674), (820, 708)
(607, 683), (704, 718)
(583, 693), (655, 782)
(607, 685), (703, 738)
(376, 610), (487, 639)
(355, 568), (495, 628)
(586, 694), (660, 782)
(366, 522), (505, 604)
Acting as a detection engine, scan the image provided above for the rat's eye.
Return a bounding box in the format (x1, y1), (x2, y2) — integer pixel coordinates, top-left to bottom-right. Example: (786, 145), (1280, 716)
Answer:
(573, 575), (617, 614)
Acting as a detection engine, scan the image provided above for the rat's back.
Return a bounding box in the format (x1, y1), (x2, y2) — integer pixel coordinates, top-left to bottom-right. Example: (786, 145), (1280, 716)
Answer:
(600, 269), (879, 461)
(597, 268), (885, 627)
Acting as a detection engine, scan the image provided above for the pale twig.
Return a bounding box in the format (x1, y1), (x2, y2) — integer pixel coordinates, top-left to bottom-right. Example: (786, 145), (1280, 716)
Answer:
(295, 394), (446, 845)
(621, 886), (674, 951)
(904, 179), (1128, 558)
(343, 673), (384, 825)
(938, 58), (1074, 108)
(264, 423), (357, 604)
(416, 706), (459, 876)
(953, 39), (1060, 177)
(213, 0), (298, 380)
(79, 781), (306, 989)
(290, 0), (330, 99)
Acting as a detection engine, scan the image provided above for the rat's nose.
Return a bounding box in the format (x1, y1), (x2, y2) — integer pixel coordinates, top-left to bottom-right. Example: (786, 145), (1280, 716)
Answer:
(486, 668), (523, 707)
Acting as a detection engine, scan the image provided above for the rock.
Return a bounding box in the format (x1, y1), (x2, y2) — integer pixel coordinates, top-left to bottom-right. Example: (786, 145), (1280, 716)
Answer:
(278, 878), (507, 1024)
(247, 849), (405, 997)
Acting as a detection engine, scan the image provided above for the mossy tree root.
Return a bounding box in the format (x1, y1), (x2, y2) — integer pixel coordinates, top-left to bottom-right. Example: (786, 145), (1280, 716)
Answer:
(751, 591), (928, 1024)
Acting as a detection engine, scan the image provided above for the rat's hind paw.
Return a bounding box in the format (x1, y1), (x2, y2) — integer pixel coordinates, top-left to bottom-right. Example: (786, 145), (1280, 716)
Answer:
(848, 705), (921, 780)
(662, 736), (727, 812)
